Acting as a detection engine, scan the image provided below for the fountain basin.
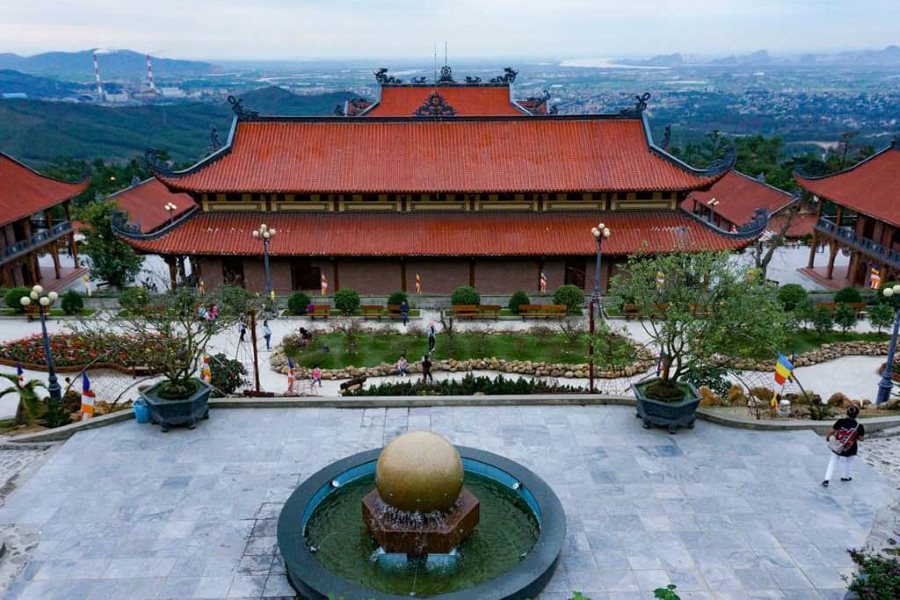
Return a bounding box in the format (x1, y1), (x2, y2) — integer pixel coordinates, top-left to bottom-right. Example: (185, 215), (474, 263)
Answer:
(277, 446), (565, 599)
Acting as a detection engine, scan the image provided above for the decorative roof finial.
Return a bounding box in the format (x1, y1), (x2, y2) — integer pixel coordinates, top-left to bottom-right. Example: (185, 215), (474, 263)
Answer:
(620, 92), (651, 117)
(374, 67), (402, 84)
(227, 95), (258, 120)
(209, 126), (221, 153)
(437, 65), (454, 84)
(490, 67), (518, 84)
(660, 124), (672, 150)
(414, 91), (457, 117)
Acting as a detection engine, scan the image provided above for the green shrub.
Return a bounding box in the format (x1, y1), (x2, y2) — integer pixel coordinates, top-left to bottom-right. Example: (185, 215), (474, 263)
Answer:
(812, 305), (834, 337)
(653, 585), (681, 600)
(807, 402), (834, 421)
(4, 287), (30, 313)
(681, 366), (731, 397)
(553, 284), (585, 315)
(451, 286), (481, 306)
(119, 287), (150, 313)
(508, 290), (530, 314)
(834, 286), (863, 304)
(776, 284), (808, 311)
(388, 291), (408, 306)
(208, 353), (247, 397)
(833, 303), (858, 333)
(869, 302), (896, 333)
(846, 546), (900, 599)
(347, 373), (582, 396)
(333, 288), (361, 315)
(60, 290), (84, 315)
(287, 292), (311, 315)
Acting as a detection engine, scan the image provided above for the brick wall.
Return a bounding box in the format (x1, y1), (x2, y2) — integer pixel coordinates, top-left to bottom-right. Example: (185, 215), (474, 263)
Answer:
(474, 258), (540, 294)
(198, 257), (223, 288)
(406, 259), (469, 294)
(337, 259), (401, 294)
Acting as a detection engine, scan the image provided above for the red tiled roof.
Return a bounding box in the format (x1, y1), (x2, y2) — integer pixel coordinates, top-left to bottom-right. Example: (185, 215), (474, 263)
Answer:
(159, 118), (721, 194)
(795, 146), (900, 227)
(767, 211), (816, 239)
(0, 153), (88, 226)
(120, 210), (752, 257)
(110, 178), (195, 234)
(684, 170), (795, 227)
(365, 85), (522, 116)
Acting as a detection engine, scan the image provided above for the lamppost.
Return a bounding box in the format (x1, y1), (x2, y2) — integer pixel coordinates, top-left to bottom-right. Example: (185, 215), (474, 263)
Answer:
(164, 202), (177, 226)
(19, 285), (61, 402)
(252, 223), (277, 301)
(588, 223), (611, 393)
(876, 283), (900, 405)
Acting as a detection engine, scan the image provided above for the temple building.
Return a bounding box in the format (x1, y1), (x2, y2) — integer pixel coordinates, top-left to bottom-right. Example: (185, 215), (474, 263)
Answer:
(0, 152), (85, 289)
(797, 140), (900, 289)
(114, 66), (764, 295)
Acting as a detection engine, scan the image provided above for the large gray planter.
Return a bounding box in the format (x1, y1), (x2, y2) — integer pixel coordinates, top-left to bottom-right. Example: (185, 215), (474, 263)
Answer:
(140, 378), (211, 432)
(632, 378), (701, 434)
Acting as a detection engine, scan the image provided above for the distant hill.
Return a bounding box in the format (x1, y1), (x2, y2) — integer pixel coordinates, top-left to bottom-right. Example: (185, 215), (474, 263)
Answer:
(0, 69), (88, 98)
(616, 54), (685, 67)
(0, 87), (356, 166)
(709, 50), (772, 66)
(0, 49), (216, 82)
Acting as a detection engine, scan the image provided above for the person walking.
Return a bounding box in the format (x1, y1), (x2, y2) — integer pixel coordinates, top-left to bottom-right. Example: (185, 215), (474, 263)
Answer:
(400, 300), (409, 327)
(238, 313), (247, 343)
(427, 323), (436, 353)
(311, 365), (323, 387)
(263, 320), (272, 351)
(822, 405), (865, 487)
(421, 354), (433, 384)
(396, 354), (409, 377)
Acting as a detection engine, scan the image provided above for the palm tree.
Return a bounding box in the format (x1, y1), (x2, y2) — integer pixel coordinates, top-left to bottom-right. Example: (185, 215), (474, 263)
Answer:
(0, 373), (46, 426)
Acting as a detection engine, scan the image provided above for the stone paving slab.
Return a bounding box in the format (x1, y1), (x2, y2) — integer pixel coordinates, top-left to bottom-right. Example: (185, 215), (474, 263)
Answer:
(0, 405), (895, 599)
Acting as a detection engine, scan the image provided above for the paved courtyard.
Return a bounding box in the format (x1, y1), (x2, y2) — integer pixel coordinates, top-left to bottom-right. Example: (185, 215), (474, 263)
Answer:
(0, 405), (895, 599)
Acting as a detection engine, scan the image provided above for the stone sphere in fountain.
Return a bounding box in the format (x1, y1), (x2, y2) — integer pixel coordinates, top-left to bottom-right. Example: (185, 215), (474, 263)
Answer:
(375, 431), (463, 513)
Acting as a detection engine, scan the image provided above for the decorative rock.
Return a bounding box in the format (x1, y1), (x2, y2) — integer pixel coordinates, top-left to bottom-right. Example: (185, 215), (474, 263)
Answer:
(827, 392), (850, 407)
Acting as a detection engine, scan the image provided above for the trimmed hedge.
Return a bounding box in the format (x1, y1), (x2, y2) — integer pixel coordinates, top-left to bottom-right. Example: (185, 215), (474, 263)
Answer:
(508, 290), (530, 315)
(388, 291), (408, 306)
(777, 284), (808, 312)
(4, 287), (30, 313)
(553, 285), (585, 315)
(334, 288), (361, 315)
(451, 286), (481, 306)
(834, 286), (863, 304)
(60, 291), (84, 315)
(287, 292), (312, 315)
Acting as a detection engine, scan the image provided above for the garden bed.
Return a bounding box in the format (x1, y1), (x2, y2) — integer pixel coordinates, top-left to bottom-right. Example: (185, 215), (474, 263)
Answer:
(0, 332), (163, 372)
(0, 308), (96, 318)
(343, 373), (585, 396)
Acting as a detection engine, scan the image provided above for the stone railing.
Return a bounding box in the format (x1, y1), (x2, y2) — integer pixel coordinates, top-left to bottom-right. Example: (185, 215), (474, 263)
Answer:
(815, 218), (900, 269)
(0, 220), (73, 265)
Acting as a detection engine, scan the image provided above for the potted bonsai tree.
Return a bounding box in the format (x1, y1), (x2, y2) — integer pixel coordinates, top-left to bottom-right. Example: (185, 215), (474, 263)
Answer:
(81, 285), (251, 431)
(611, 252), (786, 432)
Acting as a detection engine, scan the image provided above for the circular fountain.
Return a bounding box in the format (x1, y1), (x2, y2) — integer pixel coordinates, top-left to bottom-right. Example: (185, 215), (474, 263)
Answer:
(277, 431), (565, 599)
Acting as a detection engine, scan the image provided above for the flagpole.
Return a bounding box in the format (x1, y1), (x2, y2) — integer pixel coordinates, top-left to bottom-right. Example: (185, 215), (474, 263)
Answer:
(249, 308), (261, 393)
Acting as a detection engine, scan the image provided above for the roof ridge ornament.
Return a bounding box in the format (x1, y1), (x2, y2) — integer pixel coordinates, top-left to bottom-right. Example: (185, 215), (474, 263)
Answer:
(374, 68), (402, 84)
(410, 76), (427, 84)
(465, 76), (482, 84)
(227, 95), (259, 120)
(209, 126), (221, 153)
(490, 67), (518, 84)
(620, 92), (651, 117)
(700, 146), (737, 176)
(437, 65), (455, 84)
(414, 91), (457, 117)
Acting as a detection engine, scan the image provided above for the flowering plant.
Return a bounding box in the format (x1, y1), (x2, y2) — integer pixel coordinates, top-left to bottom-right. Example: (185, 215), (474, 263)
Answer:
(0, 332), (162, 369)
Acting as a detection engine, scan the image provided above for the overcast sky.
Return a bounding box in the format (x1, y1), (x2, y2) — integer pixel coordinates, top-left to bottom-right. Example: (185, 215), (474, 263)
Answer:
(1, 0), (897, 60)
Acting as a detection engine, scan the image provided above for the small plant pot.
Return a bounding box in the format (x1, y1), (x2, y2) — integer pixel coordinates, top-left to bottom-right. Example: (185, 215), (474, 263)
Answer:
(139, 378), (211, 432)
(632, 378), (701, 434)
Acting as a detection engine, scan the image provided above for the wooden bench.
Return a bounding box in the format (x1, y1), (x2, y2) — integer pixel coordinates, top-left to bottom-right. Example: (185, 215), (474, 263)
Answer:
(23, 304), (41, 321)
(452, 304), (480, 318)
(361, 305), (384, 319)
(308, 304), (331, 319)
(387, 304), (403, 318)
(478, 304), (501, 317)
(519, 304), (567, 318)
(817, 301), (867, 315)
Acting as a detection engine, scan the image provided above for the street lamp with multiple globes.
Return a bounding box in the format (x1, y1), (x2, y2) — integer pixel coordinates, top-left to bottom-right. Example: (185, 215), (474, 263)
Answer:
(876, 283), (900, 405)
(588, 223), (611, 393)
(251, 223), (277, 301)
(19, 285), (61, 402)
(164, 202), (177, 225)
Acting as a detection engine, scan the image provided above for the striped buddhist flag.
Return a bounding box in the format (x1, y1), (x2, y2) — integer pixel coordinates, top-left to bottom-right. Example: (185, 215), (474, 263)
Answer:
(200, 354), (212, 383)
(16, 362), (24, 387)
(269, 289), (275, 303)
(287, 357), (295, 393)
(870, 267), (882, 290)
(80, 373), (95, 420)
(415, 273), (422, 295)
(199, 279), (206, 295)
(655, 271), (665, 293)
(539, 271), (547, 293)
(320, 273), (328, 296)
(82, 274), (93, 297)
(774, 354), (793, 386)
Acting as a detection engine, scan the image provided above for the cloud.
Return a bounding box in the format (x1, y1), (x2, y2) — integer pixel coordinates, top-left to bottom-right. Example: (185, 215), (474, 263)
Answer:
(0, 0), (896, 60)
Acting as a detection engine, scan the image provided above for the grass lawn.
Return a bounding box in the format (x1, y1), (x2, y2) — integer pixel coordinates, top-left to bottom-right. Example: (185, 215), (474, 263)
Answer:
(286, 331), (635, 370)
(0, 308), (96, 317)
(786, 330), (889, 355)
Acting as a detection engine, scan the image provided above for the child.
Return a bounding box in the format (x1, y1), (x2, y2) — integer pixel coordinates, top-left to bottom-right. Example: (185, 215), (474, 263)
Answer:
(396, 355), (409, 377)
(823, 405), (865, 487)
(311, 365), (323, 387)
(421, 354), (433, 384)
(263, 320), (272, 351)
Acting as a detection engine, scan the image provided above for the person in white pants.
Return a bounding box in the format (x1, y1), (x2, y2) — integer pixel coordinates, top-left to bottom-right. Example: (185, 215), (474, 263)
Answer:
(823, 405), (865, 487)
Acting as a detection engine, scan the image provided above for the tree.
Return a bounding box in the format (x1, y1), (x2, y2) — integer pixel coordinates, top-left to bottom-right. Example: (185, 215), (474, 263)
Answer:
(78, 286), (248, 398)
(0, 373), (46, 426)
(552, 285), (585, 315)
(833, 303), (858, 333)
(610, 252), (786, 395)
(868, 302), (895, 334)
(333, 288), (361, 315)
(750, 202), (800, 277)
(79, 200), (143, 289)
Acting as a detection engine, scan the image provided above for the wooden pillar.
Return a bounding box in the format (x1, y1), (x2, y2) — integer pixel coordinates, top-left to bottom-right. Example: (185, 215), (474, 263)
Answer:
(50, 242), (61, 279)
(826, 242), (838, 280)
(808, 198), (826, 268)
(468, 258), (475, 287)
(26, 252), (38, 284)
(178, 256), (187, 283)
(70, 233), (79, 266)
(332, 258), (340, 290)
(400, 259), (407, 293)
(165, 256), (178, 290)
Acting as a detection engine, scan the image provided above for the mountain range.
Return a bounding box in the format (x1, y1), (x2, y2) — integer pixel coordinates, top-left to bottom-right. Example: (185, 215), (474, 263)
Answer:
(0, 49), (215, 82)
(617, 45), (900, 67)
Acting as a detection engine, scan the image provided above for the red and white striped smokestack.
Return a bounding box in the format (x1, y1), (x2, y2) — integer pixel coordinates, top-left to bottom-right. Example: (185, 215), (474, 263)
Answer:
(146, 54), (157, 93)
(93, 51), (105, 100)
